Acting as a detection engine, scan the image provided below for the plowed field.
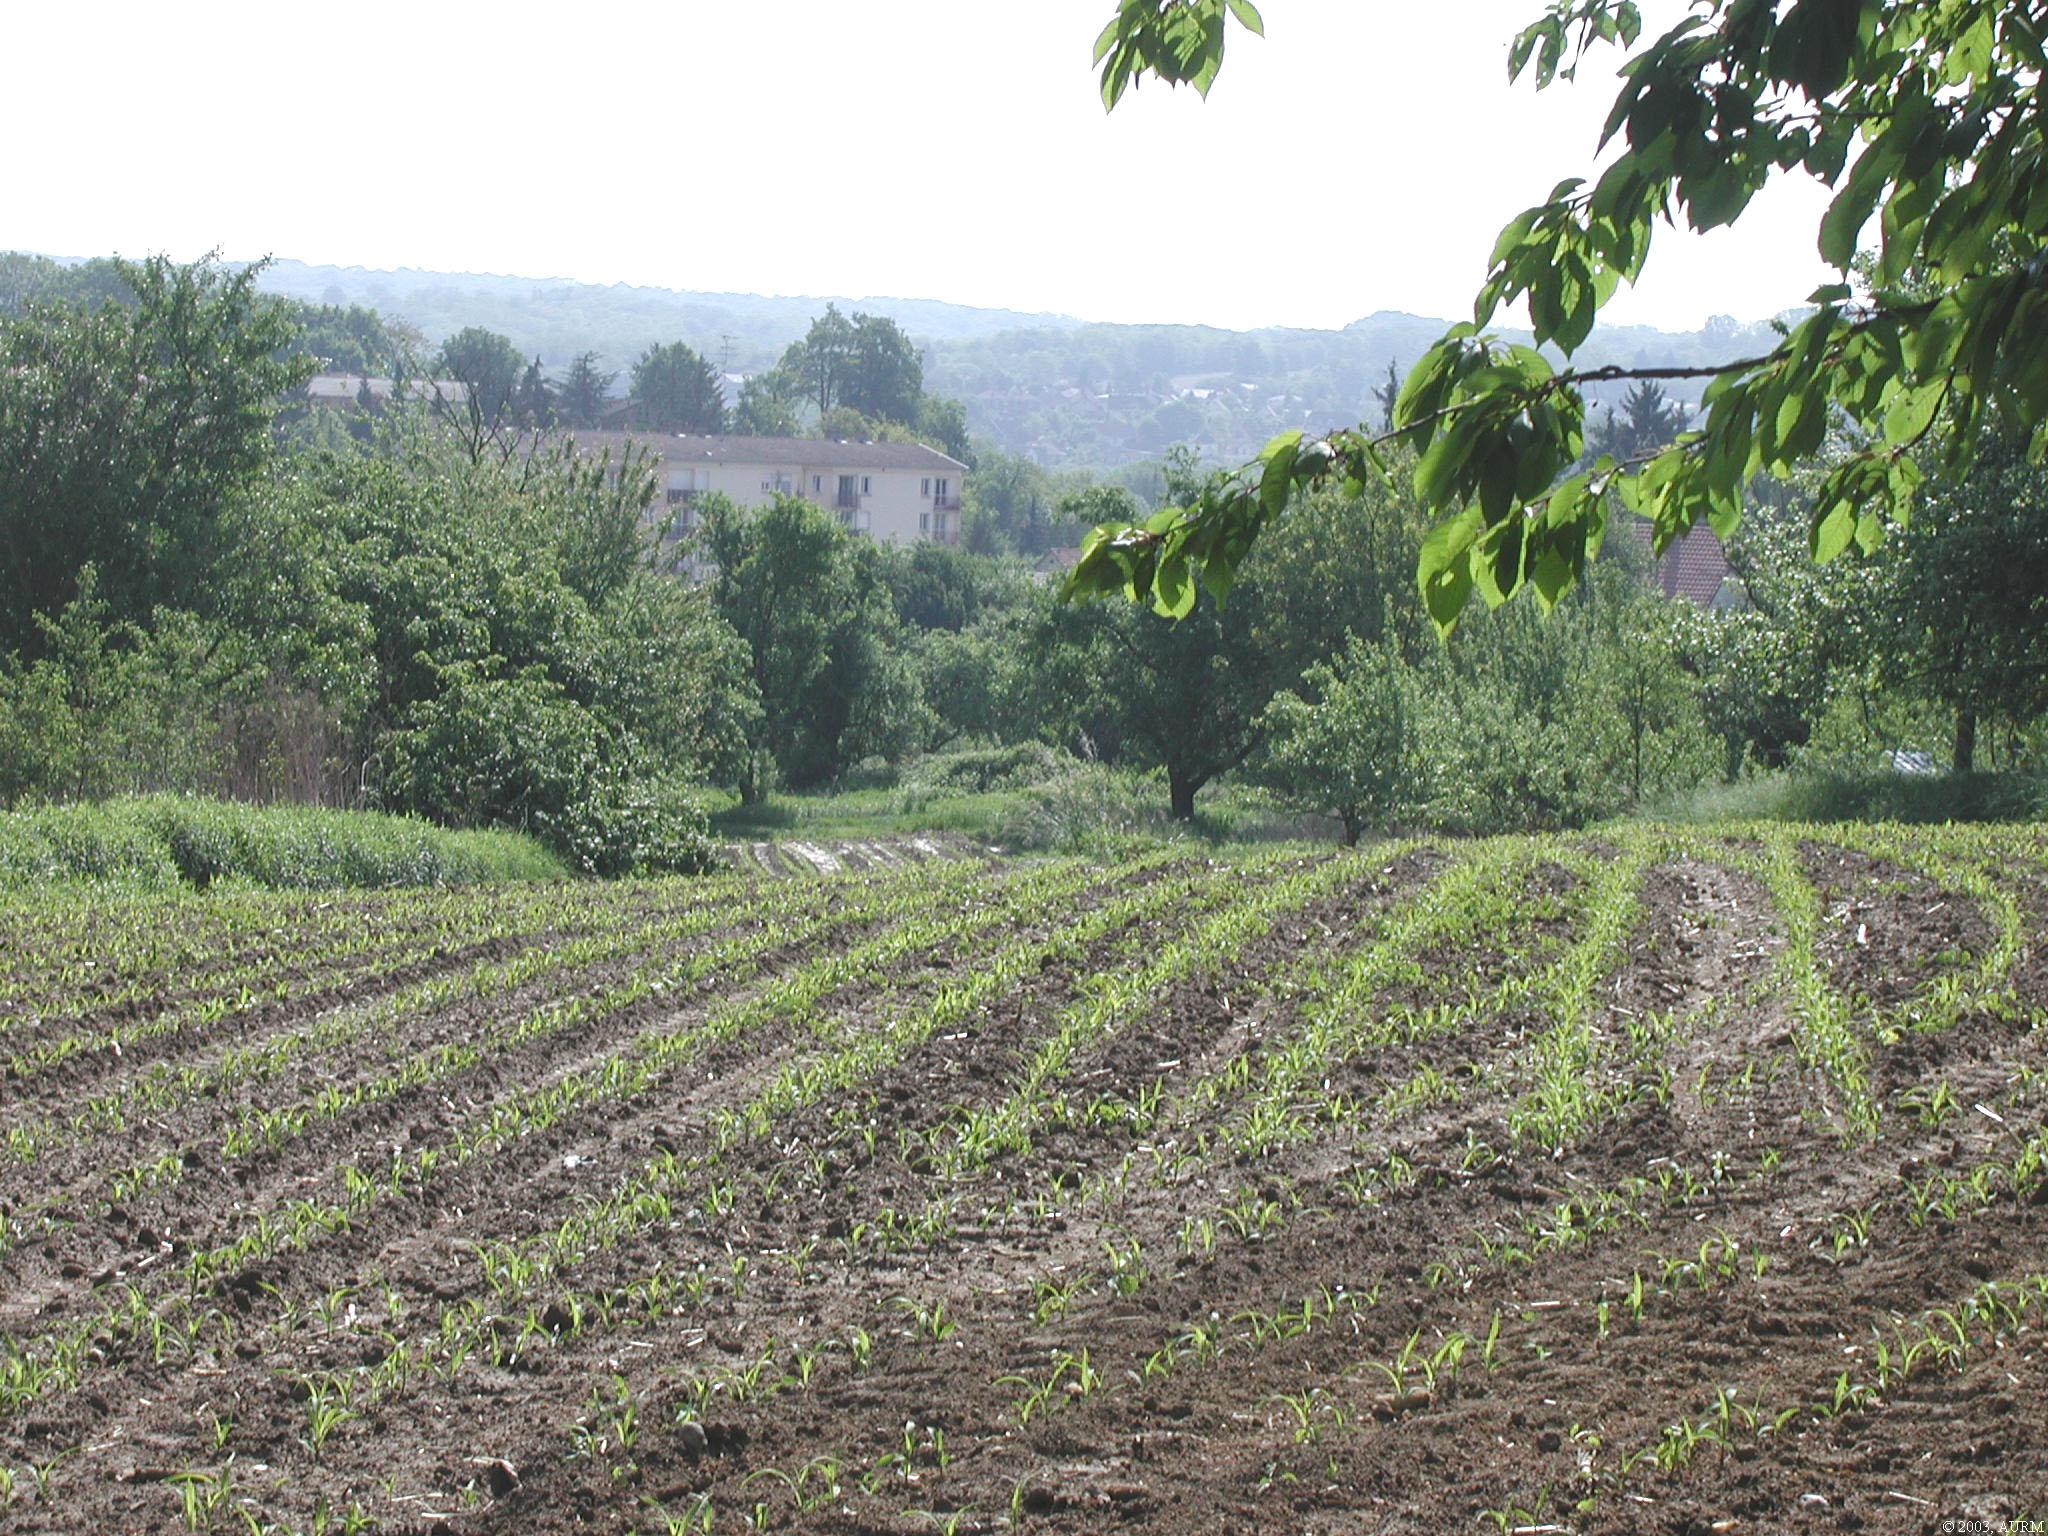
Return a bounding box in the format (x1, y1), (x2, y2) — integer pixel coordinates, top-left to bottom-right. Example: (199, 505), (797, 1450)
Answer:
(2, 825), (2046, 1535)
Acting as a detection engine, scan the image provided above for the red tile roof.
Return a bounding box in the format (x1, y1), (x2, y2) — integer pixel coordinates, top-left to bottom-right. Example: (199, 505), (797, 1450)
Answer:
(1626, 521), (1730, 608)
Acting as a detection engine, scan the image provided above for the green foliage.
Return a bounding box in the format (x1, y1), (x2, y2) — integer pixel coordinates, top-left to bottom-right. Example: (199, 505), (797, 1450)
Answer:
(1260, 633), (1431, 844)
(436, 326), (525, 425)
(779, 305), (922, 426)
(1581, 594), (1719, 804)
(695, 493), (919, 797)
(732, 370), (801, 436)
(630, 340), (725, 433)
(902, 742), (1074, 796)
(0, 795), (563, 893)
(883, 543), (1028, 633)
(1876, 432), (2048, 769)
(375, 664), (713, 877)
(1644, 770), (2048, 827)
(556, 351), (616, 429)
(0, 251), (143, 315)
(0, 264), (754, 876)
(1031, 471), (1280, 820)
(1094, 0), (1264, 108)
(282, 299), (406, 376)
(1589, 381), (1689, 462)
(0, 254), (307, 653)
(916, 394), (971, 461)
(513, 355), (555, 428)
(1071, 0), (2048, 640)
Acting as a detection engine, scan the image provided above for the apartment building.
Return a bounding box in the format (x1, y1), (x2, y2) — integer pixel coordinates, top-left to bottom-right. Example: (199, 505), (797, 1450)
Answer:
(569, 431), (967, 547)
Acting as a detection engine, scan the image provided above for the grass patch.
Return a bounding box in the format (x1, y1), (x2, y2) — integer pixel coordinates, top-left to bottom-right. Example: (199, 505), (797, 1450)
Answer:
(707, 761), (1338, 853)
(1636, 770), (2048, 826)
(0, 795), (566, 893)
(707, 785), (1029, 843)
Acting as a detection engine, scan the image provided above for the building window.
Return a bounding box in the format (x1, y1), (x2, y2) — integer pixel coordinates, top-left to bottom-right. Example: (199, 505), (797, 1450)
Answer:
(812, 475), (823, 494)
(861, 476), (871, 495)
(920, 511), (931, 532)
(921, 477), (931, 497)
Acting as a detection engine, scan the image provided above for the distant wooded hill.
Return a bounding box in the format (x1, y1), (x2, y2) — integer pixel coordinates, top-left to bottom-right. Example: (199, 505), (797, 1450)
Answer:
(253, 259), (1790, 472)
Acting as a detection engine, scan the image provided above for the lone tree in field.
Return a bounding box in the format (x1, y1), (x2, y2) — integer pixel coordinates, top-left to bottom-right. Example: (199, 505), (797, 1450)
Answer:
(1068, 0), (2048, 639)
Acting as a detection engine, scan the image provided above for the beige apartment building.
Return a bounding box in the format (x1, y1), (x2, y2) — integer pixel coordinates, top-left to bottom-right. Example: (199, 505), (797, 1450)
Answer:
(570, 431), (967, 548)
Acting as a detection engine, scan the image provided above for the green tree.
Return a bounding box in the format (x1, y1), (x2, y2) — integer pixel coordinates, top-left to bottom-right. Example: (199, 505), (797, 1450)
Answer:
(1876, 432), (2048, 771)
(1241, 464), (1434, 684)
(732, 370), (801, 436)
(557, 351), (615, 429)
(778, 307), (930, 429)
(0, 254), (305, 653)
(694, 492), (912, 798)
(1677, 499), (1877, 777)
(1588, 380), (1689, 463)
(282, 300), (402, 375)
(1071, 1), (2048, 646)
(916, 395), (972, 461)
(1582, 591), (1713, 803)
(779, 304), (858, 419)
(883, 543), (1021, 633)
(630, 341), (725, 434)
(1372, 359), (1401, 432)
(1033, 480), (1277, 820)
(436, 326), (524, 425)
(845, 311), (925, 425)
(1260, 631), (1431, 844)
(513, 356), (555, 429)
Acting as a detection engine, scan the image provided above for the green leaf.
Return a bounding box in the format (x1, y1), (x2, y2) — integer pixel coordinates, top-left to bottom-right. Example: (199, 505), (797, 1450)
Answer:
(1257, 429), (1304, 519)
(1811, 499), (1855, 562)
(1880, 379), (1943, 446)
(1224, 0), (1264, 37)
(1416, 507), (1484, 634)
(1488, 207), (1542, 270)
(1151, 553), (1197, 618)
(1818, 148), (1890, 268)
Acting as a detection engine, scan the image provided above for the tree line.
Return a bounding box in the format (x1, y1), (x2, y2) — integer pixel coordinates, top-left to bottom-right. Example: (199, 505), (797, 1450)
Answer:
(1, 253), (2039, 868)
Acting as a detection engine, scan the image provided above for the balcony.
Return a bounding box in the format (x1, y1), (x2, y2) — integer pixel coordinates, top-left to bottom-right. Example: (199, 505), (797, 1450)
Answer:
(932, 495), (961, 512)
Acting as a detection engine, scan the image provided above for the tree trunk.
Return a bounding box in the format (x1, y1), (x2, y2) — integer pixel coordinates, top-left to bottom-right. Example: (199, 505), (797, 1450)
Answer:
(1168, 768), (1199, 822)
(1340, 808), (1362, 847)
(1953, 707), (1977, 775)
(737, 748), (767, 805)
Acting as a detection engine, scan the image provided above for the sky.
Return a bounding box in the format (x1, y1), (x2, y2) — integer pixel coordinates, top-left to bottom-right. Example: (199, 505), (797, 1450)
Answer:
(3, 0), (1841, 335)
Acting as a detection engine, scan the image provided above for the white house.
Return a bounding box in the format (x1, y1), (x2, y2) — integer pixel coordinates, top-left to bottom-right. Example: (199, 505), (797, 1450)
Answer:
(569, 432), (967, 547)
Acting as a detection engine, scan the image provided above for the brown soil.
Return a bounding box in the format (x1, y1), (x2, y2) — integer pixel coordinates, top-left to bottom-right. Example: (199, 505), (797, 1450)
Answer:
(2, 829), (2043, 1536)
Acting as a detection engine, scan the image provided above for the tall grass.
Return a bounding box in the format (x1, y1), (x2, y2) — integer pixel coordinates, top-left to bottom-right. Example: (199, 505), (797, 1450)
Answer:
(1638, 770), (2048, 826)
(0, 795), (566, 893)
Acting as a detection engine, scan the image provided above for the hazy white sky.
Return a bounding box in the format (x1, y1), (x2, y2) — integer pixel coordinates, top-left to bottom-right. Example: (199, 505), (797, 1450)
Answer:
(4, 0), (1838, 334)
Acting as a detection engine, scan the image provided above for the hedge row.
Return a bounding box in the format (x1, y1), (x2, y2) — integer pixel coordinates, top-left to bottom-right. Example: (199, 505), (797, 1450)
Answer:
(0, 795), (567, 893)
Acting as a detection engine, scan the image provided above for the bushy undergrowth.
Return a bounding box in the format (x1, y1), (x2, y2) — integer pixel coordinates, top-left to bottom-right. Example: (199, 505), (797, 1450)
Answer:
(372, 666), (717, 877)
(1640, 770), (2048, 825)
(902, 742), (1074, 795)
(0, 795), (565, 893)
(1001, 761), (1335, 854)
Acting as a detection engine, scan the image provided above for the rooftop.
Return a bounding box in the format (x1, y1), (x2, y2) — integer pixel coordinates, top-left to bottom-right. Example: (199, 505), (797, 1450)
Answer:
(306, 373), (469, 405)
(565, 431), (967, 472)
(1627, 522), (1735, 609)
